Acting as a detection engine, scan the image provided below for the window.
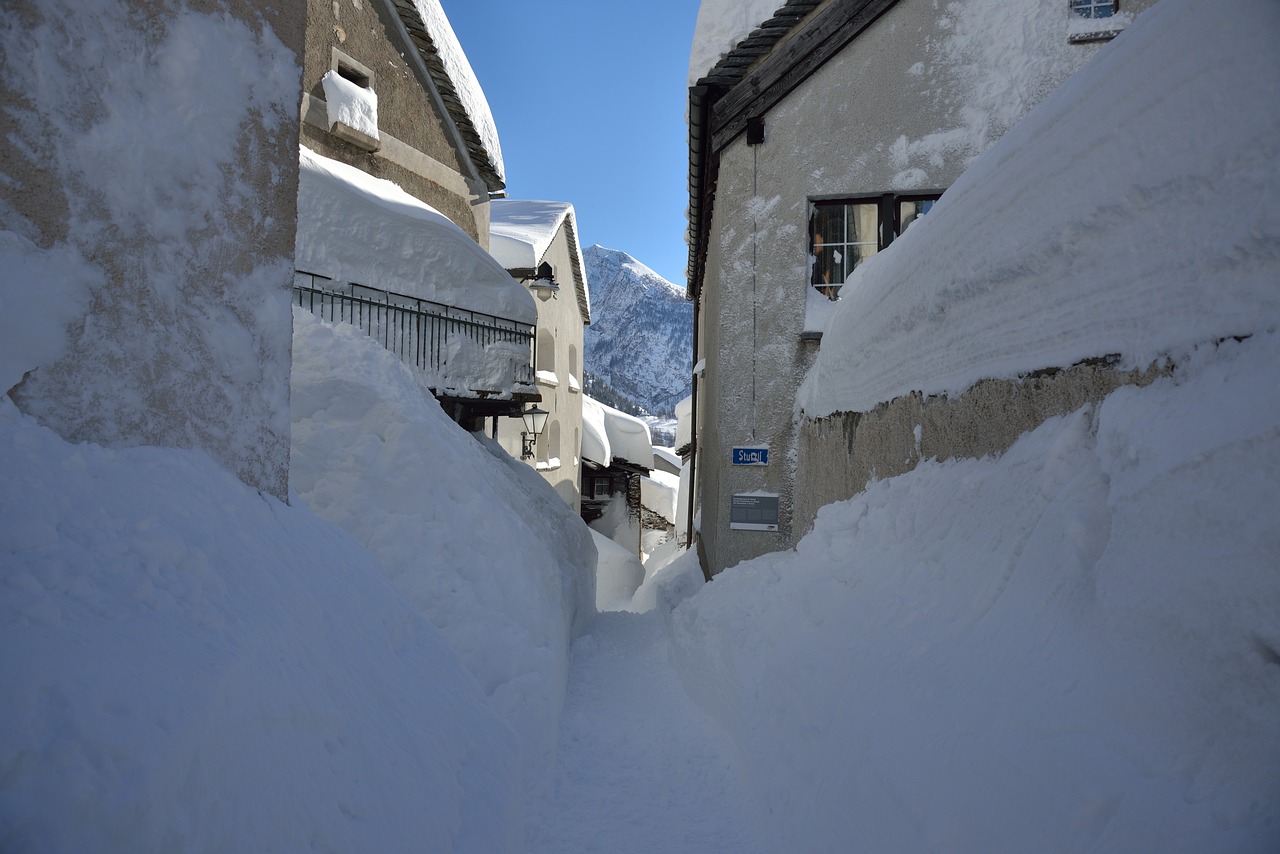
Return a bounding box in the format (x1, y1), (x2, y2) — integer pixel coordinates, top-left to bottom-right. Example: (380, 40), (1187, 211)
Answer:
(323, 49), (379, 151)
(1070, 0), (1115, 18)
(809, 193), (941, 299)
(537, 328), (555, 374)
(592, 477), (612, 500)
(1068, 0), (1125, 42)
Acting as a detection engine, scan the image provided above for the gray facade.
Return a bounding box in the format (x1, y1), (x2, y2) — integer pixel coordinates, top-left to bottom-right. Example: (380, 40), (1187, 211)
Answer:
(688, 0), (1158, 575)
(2, 0), (305, 500)
(300, 0), (502, 244)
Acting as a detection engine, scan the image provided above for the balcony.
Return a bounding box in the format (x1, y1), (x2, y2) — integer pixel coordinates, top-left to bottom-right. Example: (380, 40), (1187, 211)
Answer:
(294, 271), (537, 410)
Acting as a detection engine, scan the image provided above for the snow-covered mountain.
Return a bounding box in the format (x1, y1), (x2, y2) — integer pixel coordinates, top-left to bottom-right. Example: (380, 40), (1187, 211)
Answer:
(583, 245), (692, 418)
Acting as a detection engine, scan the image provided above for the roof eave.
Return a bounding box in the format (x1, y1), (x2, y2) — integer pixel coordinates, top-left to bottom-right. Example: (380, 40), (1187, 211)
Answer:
(685, 0), (901, 301)
(385, 0), (505, 193)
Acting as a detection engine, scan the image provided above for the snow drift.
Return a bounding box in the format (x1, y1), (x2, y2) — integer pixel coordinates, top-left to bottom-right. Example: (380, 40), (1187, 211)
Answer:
(797, 0), (1280, 418)
(672, 330), (1280, 852)
(295, 147), (535, 325)
(290, 308), (596, 801)
(0, 397), (524, 851)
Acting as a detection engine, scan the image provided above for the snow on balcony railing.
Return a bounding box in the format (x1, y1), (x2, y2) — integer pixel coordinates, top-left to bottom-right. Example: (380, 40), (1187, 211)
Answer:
(294, 271), (535, 397)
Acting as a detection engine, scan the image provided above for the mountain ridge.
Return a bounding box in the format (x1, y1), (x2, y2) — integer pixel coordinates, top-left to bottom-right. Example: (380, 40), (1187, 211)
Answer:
(583, 244), (693, 419)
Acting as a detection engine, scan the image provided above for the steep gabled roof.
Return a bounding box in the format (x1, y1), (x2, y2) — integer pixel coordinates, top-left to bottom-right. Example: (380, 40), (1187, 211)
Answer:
(489, 200), (592, 325)
(385, 0), (505, 193)
(686, 0), (900, 299)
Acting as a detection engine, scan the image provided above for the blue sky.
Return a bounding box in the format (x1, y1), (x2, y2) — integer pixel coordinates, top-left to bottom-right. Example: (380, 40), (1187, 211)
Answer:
(443, 0), (701, 289)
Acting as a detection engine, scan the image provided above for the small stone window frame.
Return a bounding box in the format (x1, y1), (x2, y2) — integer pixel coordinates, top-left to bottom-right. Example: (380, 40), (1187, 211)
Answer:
(324, 49), (380, 151)
(331, 48), (375, 91)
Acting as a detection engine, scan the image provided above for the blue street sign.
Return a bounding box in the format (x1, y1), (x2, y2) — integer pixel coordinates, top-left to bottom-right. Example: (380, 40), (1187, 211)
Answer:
(731, 446), (769, 466)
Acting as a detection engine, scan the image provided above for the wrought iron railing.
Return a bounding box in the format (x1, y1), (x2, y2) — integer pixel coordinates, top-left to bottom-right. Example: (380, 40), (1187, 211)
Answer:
(293, 271), (535, 391)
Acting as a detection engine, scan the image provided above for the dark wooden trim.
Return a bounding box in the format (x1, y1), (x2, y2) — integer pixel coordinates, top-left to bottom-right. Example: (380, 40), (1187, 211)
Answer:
(711, 0), (900, 154)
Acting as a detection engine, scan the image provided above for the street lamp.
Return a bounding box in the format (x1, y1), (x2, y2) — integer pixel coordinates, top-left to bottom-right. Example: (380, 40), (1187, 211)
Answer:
(520, 405), (549, 459)
(529, 261), (559, 301)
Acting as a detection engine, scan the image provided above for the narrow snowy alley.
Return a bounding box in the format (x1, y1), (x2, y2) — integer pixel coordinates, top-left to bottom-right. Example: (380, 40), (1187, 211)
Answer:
(527, 607), (766, 854)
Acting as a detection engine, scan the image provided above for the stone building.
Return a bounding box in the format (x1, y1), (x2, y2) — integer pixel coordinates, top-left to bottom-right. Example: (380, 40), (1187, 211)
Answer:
(489, 200), (592, 510)
(1, 0), (307, 499)
(686, 0), (1159, 574)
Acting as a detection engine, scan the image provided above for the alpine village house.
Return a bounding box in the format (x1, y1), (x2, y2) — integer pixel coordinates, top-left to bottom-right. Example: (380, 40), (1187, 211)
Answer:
(685, 0), (1160, 576)
(295, 0), (549, 436)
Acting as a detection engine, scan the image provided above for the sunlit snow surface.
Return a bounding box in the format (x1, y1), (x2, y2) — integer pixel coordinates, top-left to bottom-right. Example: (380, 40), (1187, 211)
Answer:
(671, 331), (1280, 851)
(2, 0), (1277, 849)
(289, 309), (596, 803)
(295, 147), (536, 325)
(0, 396), (524, 851)
(798, 0), (1280, 417)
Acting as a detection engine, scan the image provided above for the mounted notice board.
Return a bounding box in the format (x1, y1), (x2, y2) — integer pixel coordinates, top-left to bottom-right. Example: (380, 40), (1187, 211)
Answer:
(730, 493), (779, 532)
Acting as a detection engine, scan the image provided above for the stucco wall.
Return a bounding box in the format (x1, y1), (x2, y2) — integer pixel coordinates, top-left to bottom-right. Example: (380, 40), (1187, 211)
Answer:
(694, 0), (1149, 575)
(494, 224), (587, 511)
(301, 0), (489, 243)
(794, 358), (1171, 538)
(2, 0), (305, 500)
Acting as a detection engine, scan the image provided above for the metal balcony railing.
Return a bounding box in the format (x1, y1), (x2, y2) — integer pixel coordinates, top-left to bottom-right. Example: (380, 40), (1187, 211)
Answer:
(293, 271), (535, 393)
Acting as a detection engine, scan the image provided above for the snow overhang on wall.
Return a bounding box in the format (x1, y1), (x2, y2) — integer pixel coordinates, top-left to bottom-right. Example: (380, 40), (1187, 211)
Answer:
(641, 471), (680, 522)
(295, 147), (536, 325)
(581, 395), (654, 470)
(320, 70), (379, 151)
(674, 394), (693, 451)
(653, 445), (683, 471)
(581, 395), (612, 467)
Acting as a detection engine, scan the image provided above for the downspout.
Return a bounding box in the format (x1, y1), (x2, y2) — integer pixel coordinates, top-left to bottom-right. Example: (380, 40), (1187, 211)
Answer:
(687, 297), (706, 582)
(686, 83), (714, 584)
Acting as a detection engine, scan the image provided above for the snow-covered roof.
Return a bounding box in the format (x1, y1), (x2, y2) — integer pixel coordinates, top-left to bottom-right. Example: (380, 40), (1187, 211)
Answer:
(686, 1), (825, 300)
(295, 147), (536, 325)
(581, 396), (653, 470)
(653, 446), (682, 471)
(797, 0), (1280, 418)
(688, 0), (816, 87)
(489, 201), (573, 268)
(388, 0), (504, 190)
(674, 394), (693, 452)
(640, 471), (680, 523)
(490, 200), (592, 324)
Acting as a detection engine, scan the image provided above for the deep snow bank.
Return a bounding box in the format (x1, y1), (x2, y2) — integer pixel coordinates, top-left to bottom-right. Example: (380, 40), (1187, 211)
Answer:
(670, 330), (1280, 852)
(289, 309), (596, 799)
(797, 0), (1280, 418)
(0, 398), (522, 852)
(295, 147), (536, 325)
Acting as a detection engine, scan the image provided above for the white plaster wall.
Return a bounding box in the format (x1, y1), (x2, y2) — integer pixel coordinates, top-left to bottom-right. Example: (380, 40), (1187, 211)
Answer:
(495, 224), (587, 511)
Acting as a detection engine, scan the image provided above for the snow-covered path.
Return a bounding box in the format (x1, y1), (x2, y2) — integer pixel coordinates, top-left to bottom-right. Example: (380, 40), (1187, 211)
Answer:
(527, 608), (765, 854)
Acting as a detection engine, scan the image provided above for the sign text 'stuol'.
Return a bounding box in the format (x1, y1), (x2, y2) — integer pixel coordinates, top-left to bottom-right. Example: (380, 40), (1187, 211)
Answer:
(731, 446), (769, 466)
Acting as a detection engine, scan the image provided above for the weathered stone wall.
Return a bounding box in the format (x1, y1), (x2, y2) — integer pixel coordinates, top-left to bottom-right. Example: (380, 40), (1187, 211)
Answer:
(301, 0), (489, 242)
(793, 358), (1171, 538)
(2, 0), (306, 500)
